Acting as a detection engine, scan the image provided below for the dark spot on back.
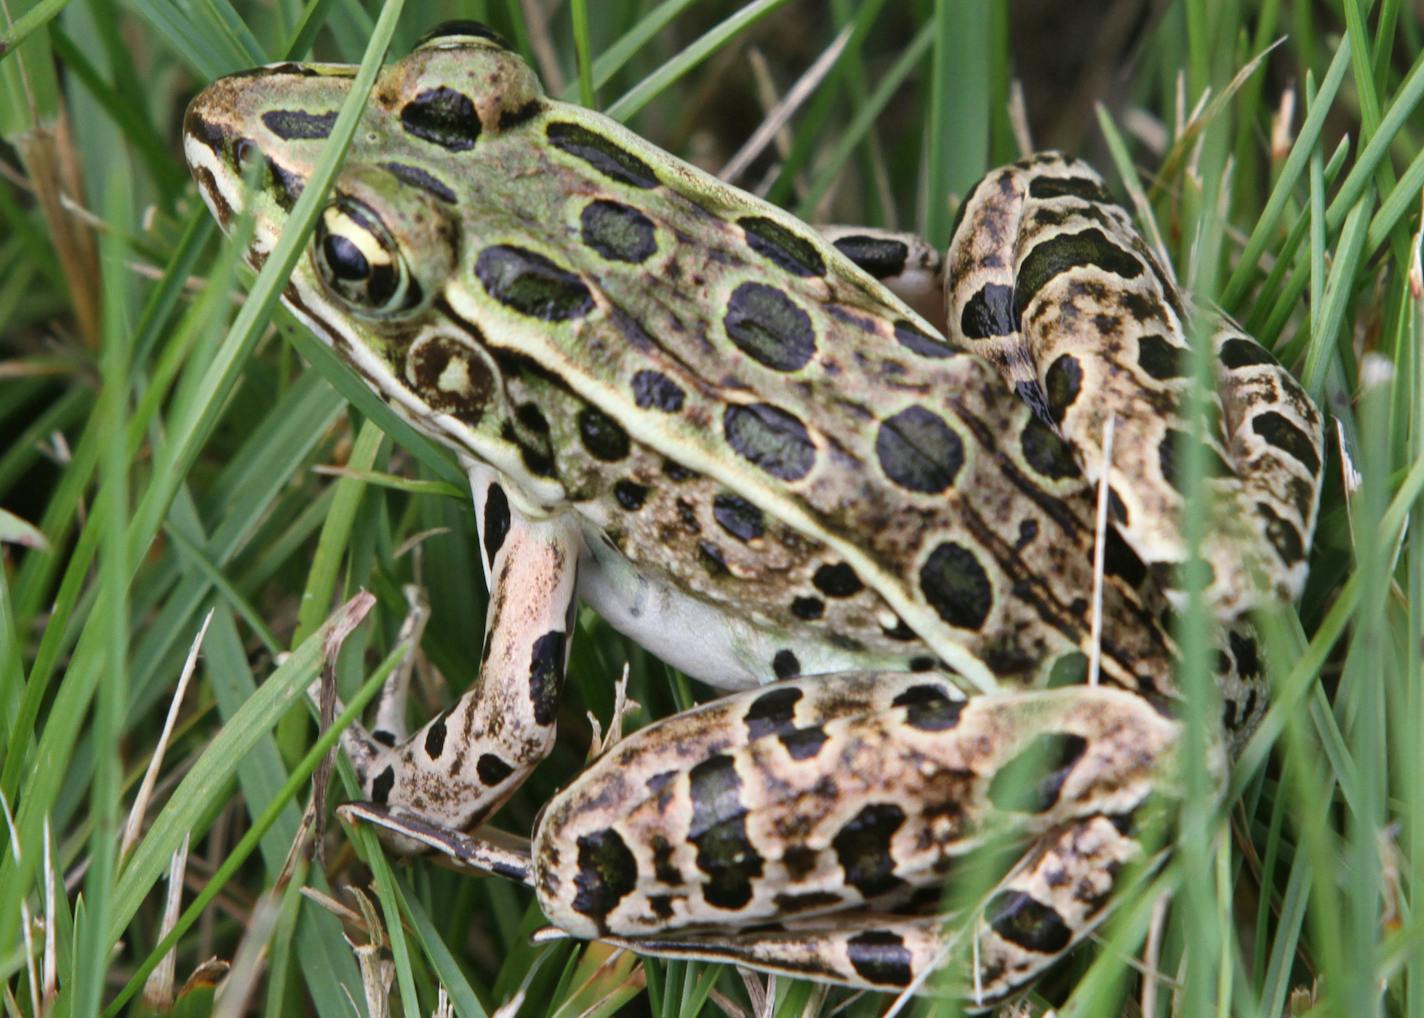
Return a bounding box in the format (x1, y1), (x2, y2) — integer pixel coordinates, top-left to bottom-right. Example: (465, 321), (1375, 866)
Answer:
(579, 405), (631, 461)
(547, 121), (658, 188)
(261, 108), (337, 140)
(875, 406), (965, 494)
(713, 493), (764, 541)
(613, 479), (647, 510)
(632, 369), (685, 412)
(739, 216), (826, 277)
(723, 403), (816, 480)
(476, 244), (593, 320)
(919, 541), (993, 630)
(581, 199), (657, 263)
(401, 87), (480, 151)
(724, 282), (816, 372)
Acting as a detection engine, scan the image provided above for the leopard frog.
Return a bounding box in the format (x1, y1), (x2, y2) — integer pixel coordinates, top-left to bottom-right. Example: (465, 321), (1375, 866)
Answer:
(182, 22), (1324, 1006)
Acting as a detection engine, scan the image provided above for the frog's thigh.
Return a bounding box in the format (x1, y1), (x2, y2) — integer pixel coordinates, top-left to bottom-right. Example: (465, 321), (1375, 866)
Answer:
(532, 675), (1180, 945)
(603, 810), (1146, 1009)
(353, 469), (581, 833)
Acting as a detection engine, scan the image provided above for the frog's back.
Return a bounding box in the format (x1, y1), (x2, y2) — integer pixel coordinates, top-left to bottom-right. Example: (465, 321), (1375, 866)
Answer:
(428, 72), (1178, 694)
(186, 31), (1178, 694)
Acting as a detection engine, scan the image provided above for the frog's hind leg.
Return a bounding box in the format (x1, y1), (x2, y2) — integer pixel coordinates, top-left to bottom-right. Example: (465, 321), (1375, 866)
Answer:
(818, 226), (946, 327)
(593, 811), (1155, 1009)
(337, 466), (582, 839)
(941, 153), (1325, 617)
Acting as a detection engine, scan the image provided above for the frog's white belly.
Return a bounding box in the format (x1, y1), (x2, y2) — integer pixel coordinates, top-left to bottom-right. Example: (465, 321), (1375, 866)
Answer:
(576, 516), (911, 690)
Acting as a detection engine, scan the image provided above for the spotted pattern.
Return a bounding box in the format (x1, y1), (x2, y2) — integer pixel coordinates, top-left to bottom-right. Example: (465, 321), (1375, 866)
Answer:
(874, 406), (965, 494)
(918, 542), (993, 630)
(581, 199), (657, 263)
(723, 282), (816, 372)
(830, 234), (908, 279)
(406, 334), (494, 422)
(987, 890), (1072, 953)
(527, 630), (566, 726)
(482, 483), (511, 566)
(689, 754), (763, 909)
(631, 369), (685, 412)
(832, 803), (906, 898)
(845, 930), (914, 986)
(400, 87), (480, 150)
(578, 406), (631, 461)
(475, 244), (593, 321)
(185, 36), (1328, 994)
(723, 403), (816, 481)
(546, 121), (658, 188)
(712, 493), (764, 541)
(261, 108), (336, 140)
(572, 828), (638, 928)
(738, 216), (826, 277)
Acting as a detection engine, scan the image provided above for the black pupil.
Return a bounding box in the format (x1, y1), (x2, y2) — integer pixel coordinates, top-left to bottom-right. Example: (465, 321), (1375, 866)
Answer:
(324, 233), (370, 281)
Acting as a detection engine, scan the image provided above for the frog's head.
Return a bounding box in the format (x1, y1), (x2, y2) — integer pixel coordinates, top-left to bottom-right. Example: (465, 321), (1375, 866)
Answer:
(182, 24), (555, 483)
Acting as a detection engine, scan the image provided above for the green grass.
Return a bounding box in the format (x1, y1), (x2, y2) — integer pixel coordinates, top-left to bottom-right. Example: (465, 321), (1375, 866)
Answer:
(0, 1), (1420, 1015)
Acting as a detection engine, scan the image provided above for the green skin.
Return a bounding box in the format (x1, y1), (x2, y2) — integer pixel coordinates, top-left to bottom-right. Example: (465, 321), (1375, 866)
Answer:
(183, 22), (1323, 1005)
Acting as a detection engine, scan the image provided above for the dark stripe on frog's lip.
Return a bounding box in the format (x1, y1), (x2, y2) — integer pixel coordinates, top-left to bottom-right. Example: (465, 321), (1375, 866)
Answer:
(183, 108), (230, 157)
(189, 164), (234, 229)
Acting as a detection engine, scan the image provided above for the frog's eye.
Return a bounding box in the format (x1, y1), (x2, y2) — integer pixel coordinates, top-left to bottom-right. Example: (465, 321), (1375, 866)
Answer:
(314, 197), (421, 316)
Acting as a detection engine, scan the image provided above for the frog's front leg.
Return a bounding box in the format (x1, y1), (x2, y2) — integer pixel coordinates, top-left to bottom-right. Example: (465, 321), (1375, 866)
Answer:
(340, 468), (580, 834)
